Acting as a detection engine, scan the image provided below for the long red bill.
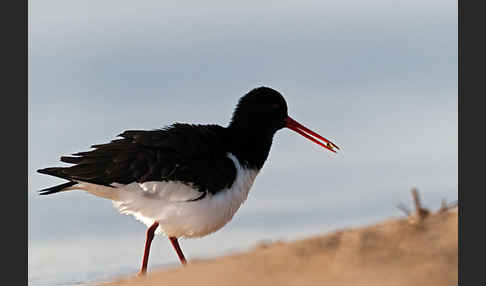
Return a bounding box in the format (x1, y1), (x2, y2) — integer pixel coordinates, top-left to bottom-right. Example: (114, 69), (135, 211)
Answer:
(285, 116), (340, 153)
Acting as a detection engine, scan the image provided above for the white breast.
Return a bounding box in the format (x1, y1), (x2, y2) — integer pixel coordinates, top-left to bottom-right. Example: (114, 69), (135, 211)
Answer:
(108, 153), (259, 238)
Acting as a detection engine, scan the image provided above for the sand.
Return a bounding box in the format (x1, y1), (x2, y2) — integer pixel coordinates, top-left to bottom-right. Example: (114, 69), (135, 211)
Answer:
(100, 207), (458, 286)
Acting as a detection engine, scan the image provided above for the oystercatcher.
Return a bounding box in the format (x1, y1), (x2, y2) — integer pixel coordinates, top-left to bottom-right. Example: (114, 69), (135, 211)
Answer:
(37, 86), (339, 274)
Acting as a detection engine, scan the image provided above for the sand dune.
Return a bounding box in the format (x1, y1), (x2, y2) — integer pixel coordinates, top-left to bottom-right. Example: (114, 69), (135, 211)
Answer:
(101, 205), (457, 286)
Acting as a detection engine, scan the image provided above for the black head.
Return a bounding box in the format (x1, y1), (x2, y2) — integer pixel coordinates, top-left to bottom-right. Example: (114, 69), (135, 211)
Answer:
(229, 86), (288, 136)
(227, 86), (339, 169)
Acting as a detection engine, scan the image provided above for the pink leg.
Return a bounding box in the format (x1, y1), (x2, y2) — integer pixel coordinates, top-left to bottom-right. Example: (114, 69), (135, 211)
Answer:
(138, 222), (159, 275)
(169, 237), (187, 265)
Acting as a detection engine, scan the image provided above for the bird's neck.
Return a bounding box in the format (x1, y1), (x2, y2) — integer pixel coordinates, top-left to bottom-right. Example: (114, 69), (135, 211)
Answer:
(226, 126), (274, 170)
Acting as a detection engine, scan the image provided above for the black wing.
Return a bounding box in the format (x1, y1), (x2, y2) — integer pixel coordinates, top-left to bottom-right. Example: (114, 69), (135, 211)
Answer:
(37, 124), (237, 194)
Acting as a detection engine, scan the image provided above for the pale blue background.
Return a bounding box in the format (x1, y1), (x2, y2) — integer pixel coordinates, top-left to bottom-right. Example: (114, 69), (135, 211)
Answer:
(29, 1), (457, 285)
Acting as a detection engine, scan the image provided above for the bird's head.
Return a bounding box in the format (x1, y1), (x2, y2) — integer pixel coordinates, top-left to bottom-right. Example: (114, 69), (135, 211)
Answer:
(229, 86), (288, 135)
(229, 86), (339, 153)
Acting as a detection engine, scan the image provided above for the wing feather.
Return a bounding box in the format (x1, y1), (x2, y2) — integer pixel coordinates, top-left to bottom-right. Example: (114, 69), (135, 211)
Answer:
(38, 124), (237, 194)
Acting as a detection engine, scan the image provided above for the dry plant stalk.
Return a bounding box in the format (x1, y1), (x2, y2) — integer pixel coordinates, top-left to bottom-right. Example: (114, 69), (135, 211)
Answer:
(397, 188), (458, 224)
(396, 188), (431, 223)
(438, 199), (458, 212)
(411, 188), (430, 220)
(396, 202), (411, 216)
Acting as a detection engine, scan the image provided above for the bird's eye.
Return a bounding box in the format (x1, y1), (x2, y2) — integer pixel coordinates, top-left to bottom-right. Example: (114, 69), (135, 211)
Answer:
(271, 103), (280, 110)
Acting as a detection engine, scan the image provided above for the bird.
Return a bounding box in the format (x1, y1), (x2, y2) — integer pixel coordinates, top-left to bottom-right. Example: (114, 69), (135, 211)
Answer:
(37, 86), (339, 275)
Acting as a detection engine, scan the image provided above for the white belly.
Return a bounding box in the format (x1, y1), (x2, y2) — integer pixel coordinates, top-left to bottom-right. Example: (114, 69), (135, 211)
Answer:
(109, 153), (259, 238)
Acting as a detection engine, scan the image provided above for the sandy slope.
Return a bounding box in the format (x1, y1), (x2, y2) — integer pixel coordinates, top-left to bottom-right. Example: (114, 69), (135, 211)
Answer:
(101, 209), (458, 286)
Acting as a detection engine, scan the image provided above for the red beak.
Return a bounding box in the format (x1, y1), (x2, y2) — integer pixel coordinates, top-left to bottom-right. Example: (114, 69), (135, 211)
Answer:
(285, 116), (340, 153)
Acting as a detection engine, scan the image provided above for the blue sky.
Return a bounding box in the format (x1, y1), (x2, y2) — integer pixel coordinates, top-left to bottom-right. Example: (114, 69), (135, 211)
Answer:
(28, 1), (457, 283)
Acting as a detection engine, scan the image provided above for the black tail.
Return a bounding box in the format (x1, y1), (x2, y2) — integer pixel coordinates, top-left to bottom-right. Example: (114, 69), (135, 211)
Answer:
(37, 167), (71, 180)
(38, 181), (77, 195)
(37, 167), (77, 195)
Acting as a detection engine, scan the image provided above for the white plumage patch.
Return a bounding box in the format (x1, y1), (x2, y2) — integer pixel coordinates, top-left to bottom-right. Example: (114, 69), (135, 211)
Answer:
(74, 153), (259, 238)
